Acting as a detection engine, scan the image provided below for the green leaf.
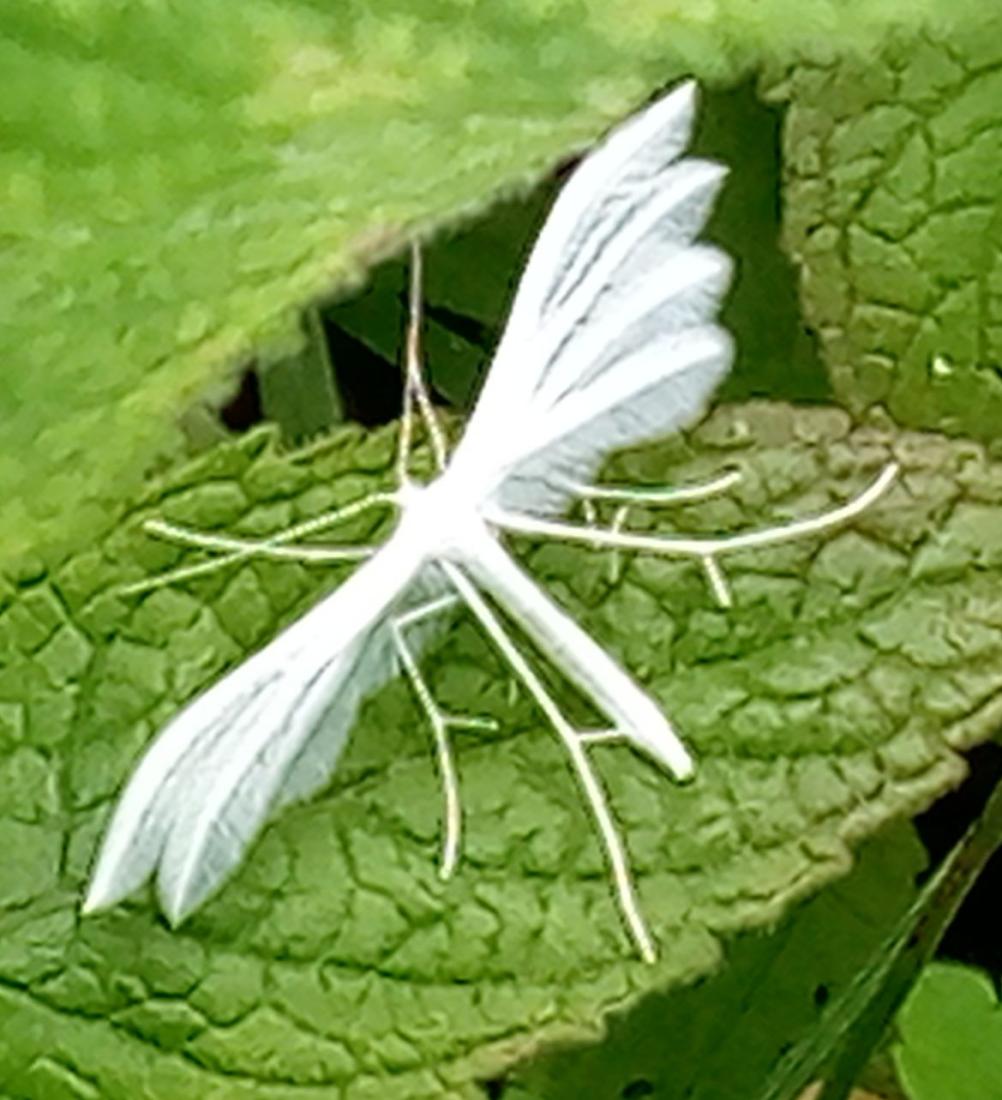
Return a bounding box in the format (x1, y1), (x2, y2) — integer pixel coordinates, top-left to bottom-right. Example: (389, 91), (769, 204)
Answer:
(0, 0), (983, 565)
(893, 963), (1002, 1100)
(755, 770), (1002, 1100)
(769, 14), (1002, 442)
(512, 822), (927, 1100)
(258, 308), (345, 442)
(2, 402), (1002, 1096)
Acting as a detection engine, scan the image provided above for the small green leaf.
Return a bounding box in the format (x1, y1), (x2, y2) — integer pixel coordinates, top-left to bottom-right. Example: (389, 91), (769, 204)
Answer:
(755, 772), (1002, 1100)
(893, 963), (1002, 1100)
(513, 822), (928, 1100)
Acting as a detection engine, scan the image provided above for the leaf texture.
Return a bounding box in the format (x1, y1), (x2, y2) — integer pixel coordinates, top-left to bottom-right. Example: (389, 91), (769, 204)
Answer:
(0, 402), (1000, 1096)
(768, 14), (1002, 442)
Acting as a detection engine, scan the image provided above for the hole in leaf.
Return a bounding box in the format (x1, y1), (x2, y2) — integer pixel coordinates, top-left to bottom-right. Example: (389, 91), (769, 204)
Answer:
(693, 78), (831, 404)
(218, 367), (262, 431)
(324, 320), (404, 426)
(622, 1080), (655, 1098)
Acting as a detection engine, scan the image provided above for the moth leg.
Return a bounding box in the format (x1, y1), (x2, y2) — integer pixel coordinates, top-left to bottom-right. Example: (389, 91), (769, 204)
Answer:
(565, 467), (742, 507)
(437, 559), (658, 965)
(493, 462), (899, 611)
(391, 594), (498, 880)
(578, 729), (627, 745)
(120, 492), (396, 595)
(569, 469), (741, 585)
(605, 505), (631, 585)
(397, 242), (448, 486)
(143, 520), (377, 563)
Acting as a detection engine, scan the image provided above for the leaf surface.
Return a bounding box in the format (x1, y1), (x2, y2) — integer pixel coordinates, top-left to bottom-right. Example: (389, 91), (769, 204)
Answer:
(769, 15), (1002, 441)
(0, 0), (980, 564)
(1, 402), (1001, 1097)
(513, 823), (927, 1100)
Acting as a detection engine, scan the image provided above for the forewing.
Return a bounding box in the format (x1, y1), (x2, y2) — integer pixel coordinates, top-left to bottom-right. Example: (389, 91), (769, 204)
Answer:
(449, 81), (733, 511)
(275, 566), (453, 810)
(158, 566), (455, 923)
(156, 624), (396, 923)
(85, 537), (424, 920)
(533, 242), (731, 407)
(494, 81), (699, 357)
(83, 640), (287, 915)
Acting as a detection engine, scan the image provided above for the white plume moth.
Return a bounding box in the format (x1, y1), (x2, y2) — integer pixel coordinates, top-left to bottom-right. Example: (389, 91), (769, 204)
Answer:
(84, 82), (897, 962)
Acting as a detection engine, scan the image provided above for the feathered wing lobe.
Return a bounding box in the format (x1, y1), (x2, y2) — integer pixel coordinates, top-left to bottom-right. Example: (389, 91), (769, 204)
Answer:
(84, 536), (422, 920)
(498, 323), (733, 514)
(449, 82), (734, 511)
(495, 84), (698, 344)
(529, 173), (728, 404)
(458, 531), (693, 778)
(458, 81), (702, 434)
(83, 644), (285, 915)
(155, 626), (395, 923)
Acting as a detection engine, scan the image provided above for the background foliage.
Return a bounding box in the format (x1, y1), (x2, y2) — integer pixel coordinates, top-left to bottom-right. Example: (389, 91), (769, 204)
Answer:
(893, 962), (1002, 1100)
(767, 15), (1002, 442)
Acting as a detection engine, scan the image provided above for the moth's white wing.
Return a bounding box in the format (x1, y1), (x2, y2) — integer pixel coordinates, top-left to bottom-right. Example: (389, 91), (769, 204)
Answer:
(482, 81), (700, 392)
(274, 566), (454, 812)
(499, 324), (732, 514)
(85, 535), (425, 921)
(447, 81), (733, 514)
(155, 625), (394, 922)
(458, 530), (693, 778)
(529, 171), (728, 406)
(84, 638), (289, 915)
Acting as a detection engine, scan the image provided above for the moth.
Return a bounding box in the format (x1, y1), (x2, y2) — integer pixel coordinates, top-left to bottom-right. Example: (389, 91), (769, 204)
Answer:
(84, 82), (896, 961)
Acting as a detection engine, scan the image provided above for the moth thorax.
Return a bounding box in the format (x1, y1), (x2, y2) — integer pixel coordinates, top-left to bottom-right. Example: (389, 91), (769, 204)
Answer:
(395, 476), (488, 560)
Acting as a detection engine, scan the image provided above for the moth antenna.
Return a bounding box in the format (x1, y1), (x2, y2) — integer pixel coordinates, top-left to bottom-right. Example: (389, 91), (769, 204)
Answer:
(408, 243), (448, 472)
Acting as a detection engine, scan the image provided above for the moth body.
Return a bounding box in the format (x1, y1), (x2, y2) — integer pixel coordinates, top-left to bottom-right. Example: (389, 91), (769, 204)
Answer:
(85, 80), (751, 958)
(392, 472), (494, 564)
